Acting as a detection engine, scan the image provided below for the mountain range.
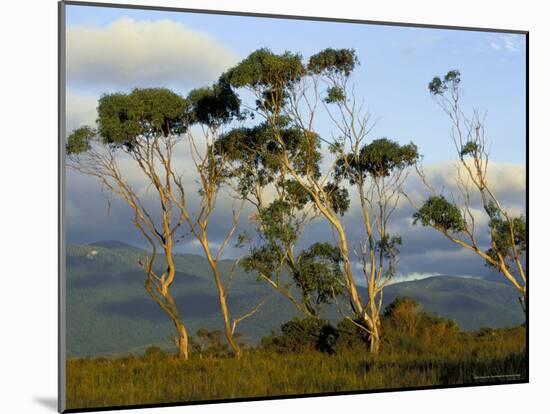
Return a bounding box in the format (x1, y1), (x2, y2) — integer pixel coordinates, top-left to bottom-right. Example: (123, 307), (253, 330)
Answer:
(65, 241), (525, 357)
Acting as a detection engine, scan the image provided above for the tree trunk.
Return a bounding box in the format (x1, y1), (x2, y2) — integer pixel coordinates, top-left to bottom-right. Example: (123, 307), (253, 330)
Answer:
(145, 287), (190, 360)
(203, 242), (242, 358)
(369, 329), (380, 353)
(367, 316), (381, 354)
(163, 241), (190, 360)
(217, 284), (242, 358)
(174, 319), (190, 360)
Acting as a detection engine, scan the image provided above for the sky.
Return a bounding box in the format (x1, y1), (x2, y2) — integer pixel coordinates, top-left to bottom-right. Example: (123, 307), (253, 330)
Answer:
(64, 3), (527, 283)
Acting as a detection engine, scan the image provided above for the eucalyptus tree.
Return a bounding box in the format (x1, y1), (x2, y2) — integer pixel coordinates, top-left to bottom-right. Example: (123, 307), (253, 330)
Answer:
(412, 70), (527, 311)
(66, 88), (193, 359)
(312, 49), (419, 351)
(217, 121), (345, 318)
(332, 138), (418, 351)
(182, 81), (263, 357)
(221, 48), (419, 352)
(66, 85), (258, 359)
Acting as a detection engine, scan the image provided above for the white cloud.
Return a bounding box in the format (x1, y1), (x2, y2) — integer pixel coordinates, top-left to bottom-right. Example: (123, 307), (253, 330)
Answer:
(388, 272), (480, 285)
(67, 18), (239, 88)
(411, 160), (525, 209)
(388, 272), (439, 284)
(489, 34), (524, 53)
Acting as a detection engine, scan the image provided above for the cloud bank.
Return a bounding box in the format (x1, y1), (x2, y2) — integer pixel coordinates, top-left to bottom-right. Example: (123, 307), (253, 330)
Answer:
(67, 18), (239, 89)
(65, 152), (525, 281)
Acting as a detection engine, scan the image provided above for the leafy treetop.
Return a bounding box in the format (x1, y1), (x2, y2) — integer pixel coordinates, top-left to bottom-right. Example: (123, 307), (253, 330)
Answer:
(412, 195), (466, 233)
(307, 48), (359, 77)
(335, 138), (419, 183)
(485, 201), (526, 269)
(428, 70), (461, 95)
(66, 126), (95, 155)
(97, 88), (189, 150)
(223, 48), (305, 91)
(186, 80), (242, 128)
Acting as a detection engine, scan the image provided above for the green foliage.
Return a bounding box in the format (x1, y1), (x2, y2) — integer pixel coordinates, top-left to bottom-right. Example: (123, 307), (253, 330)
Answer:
(359, 138), (419, 177)
(334, 318), (369, 351)
(428, 70), (461, 95)
(324, 86), (346, 103)
(445, 70), (461, 83)
(428, 76), (444, 95)
(216, 120), (323, 199)
(96, 88), (189, 150)
(258, 200), (299, 244)
(294, 242), (345, 311)
(66, 126), (96, 154)
(217, 118), (338, 318)
(282, 179), (312, 208)
(261, 317), (338, 354)
(459, 141), (479, 158)
(216, 124), (277, 197)
(485, 210), (527, 269)
(323, 182), (350, 215)
(413, 195), (466, 233)
(335, 138), (419, 183)
(376, 234), (402, 263)
(307, 48), (359, 77)
(292, 129), (323, 179)
(224, 48), (305, 89)
(223, 48), (304, 112)
(242, 195), (345, 315)
(187, 80), (241, 128)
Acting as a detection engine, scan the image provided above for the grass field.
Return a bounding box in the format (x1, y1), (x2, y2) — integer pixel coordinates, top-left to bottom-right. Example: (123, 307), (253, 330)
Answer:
(65, 326), (526, 410)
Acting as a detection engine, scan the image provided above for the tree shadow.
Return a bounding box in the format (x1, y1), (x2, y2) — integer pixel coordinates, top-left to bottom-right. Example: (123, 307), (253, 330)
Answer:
(33, 397), (57, 412)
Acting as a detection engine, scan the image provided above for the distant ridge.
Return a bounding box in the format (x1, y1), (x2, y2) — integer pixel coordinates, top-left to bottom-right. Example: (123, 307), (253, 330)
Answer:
(66, 242), (525, 357)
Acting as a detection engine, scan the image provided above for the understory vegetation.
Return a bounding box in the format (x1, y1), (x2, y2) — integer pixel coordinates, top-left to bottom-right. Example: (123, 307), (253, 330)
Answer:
(66, 298), (526, 410)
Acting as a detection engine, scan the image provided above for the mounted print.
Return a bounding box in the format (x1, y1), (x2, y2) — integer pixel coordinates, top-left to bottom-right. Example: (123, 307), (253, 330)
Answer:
(59, 1), (528, 412)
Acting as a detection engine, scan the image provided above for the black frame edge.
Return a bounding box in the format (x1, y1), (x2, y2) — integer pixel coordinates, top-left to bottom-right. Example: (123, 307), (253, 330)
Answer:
(58, 1), (67, 413)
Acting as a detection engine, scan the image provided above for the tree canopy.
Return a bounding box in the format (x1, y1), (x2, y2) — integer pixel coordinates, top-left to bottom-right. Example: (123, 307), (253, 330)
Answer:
(413, 195), (466, 233)
(186, 80), (242, 128)
(97, 88), (189, 149)
(428, 70), (461, 95)
(335, 138), (419, 183)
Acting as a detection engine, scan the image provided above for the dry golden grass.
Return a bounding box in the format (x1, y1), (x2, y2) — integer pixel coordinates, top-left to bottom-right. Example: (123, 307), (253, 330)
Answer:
(66, 326), (526, 410)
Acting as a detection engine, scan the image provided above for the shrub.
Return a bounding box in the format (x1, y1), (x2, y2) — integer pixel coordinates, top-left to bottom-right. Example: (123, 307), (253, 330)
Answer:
(261, 317), (338, 354)
(384, 296), (424, 337)
(382, 297), (459, 353)
(192, 329), (230, 357)
(334, 318), (369, 352)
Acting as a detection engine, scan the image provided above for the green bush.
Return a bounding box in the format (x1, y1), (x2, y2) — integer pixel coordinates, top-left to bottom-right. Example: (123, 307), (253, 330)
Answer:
(334, 318), (369, 352)
(261, 317), (338, 354)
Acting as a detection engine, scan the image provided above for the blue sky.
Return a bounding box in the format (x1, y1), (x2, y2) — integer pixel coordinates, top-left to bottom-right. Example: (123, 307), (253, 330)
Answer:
(66, 3), (526, 164)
